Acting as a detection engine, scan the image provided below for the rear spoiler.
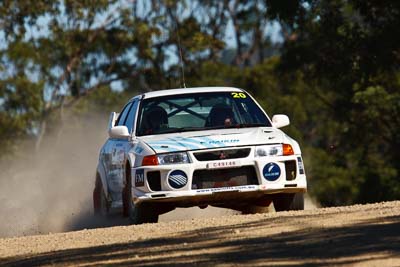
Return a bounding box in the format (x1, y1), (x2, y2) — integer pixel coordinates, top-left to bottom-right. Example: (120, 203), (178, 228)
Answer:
(108, 112), (119, 130)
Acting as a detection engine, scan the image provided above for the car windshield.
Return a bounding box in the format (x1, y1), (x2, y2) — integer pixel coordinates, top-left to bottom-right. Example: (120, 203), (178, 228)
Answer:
(136, 91), (271, 136)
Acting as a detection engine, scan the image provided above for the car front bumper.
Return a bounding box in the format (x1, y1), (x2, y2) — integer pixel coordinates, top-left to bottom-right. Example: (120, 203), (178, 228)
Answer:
(133, 185), (306, 208)
(132, 151), (307, 207)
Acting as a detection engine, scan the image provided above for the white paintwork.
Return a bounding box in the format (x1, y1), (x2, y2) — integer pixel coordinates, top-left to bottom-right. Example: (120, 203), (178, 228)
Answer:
(108, 126), (130, 139)
(272, 114), (290, 128)
(96, 87), (307, 211)
(141, 86), (242, 100)
(139, 127), (290, 153)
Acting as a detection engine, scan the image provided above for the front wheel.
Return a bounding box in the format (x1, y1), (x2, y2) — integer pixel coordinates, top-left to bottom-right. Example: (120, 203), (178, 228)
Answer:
(273, 193), (304, 212)
(240, 205), (271, 214)
(126, 173), (159, 224)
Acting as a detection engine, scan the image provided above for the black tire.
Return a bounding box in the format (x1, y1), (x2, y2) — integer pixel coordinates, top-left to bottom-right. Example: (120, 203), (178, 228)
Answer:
(93, 177), (110, 216)
(122, 178), (130, 217)
(126, 172), (159, 224)
(240, 205), (271, 214)
(273, 193), (304, 212)
(129, 202), (159, 224)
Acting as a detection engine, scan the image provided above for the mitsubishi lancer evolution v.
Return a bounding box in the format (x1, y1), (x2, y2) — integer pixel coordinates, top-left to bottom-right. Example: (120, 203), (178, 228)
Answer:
(93, 87), (307, 224)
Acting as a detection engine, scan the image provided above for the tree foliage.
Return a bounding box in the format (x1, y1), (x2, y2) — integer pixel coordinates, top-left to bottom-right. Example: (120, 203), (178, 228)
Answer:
(278, 0), (400, 205)
(0, 0), (399, 205)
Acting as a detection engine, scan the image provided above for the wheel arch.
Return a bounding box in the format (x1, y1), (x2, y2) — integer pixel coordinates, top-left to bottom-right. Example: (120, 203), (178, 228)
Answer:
(122, 154), (134, 217)
(125, 153), (135, 185)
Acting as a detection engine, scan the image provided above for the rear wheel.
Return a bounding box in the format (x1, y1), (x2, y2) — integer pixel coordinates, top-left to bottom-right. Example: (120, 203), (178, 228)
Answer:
(122, 178), (130, 217)
(93, 177), (110, 216)
(273, 193), (304, 212)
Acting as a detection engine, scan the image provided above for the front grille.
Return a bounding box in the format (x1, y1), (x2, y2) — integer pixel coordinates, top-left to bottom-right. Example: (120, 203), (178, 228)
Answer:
(147, 171), (161, 191)
(193, 148), (251, 161)
(285, 160), (297, 181)
(192, 166), (258, 189)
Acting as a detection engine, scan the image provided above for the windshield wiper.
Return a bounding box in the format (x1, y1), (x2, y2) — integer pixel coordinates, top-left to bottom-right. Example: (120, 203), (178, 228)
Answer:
(225, 123), (267, 128)
(144, 124), (268, 136)
(175, 126), (224, 132)
(176, 124), (267, 132)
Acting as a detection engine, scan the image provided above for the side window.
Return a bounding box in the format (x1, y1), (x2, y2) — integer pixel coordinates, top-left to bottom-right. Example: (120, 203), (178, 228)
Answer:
(124, 99), (139, 133)
(116, 102), (133, 126)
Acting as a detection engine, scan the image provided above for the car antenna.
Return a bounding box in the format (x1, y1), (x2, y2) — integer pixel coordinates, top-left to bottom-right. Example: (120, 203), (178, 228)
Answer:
(175, 18), (186, 88)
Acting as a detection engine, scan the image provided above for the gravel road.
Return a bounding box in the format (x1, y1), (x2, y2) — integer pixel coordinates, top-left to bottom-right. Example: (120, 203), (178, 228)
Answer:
(1, 201), (399, 266)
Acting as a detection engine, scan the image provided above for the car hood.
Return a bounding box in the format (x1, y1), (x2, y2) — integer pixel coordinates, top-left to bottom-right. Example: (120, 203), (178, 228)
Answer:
(138, 127), (286, 153)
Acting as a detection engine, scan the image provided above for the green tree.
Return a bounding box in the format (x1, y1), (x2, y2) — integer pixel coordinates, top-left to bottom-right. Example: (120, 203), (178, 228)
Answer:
(2, 0), (399, 207)
(277, 0), (400, 205)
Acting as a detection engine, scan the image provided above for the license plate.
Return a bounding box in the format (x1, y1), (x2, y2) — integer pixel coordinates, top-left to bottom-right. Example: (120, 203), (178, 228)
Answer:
(206, 160), (241, 169)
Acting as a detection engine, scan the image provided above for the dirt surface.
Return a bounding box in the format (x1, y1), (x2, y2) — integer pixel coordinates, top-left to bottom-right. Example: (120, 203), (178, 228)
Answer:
(0, 201), (399, 266)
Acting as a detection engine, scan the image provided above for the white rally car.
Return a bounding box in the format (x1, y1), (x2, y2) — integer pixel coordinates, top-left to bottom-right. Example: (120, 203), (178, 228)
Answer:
(93, 87), (307, 224)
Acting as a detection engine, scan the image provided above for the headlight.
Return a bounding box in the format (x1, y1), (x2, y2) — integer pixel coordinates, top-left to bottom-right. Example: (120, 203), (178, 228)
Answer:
(255, 145), (283, 157)
(157, 152), (190, 164)
(255, 144), (294, 157)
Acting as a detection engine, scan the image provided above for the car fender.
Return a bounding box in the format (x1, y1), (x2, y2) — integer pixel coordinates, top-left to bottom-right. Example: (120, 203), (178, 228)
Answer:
(124, 148), (137, 186)
(283, 134), (302, 154)
(131, 140), (155, 167)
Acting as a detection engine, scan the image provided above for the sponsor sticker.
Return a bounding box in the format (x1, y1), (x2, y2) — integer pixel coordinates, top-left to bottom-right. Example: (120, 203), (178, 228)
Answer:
(135, 169), (145, 187)
(134, 146), (144, 154)
(168, 170), (188, 189)
(196, 185), (257, 193)
(263, 162), (281, 181)
(231, 92), (247, 98)
(297, 157), (305, 174)
(206, 160), (241, 169)
(208, 139), (240, 145)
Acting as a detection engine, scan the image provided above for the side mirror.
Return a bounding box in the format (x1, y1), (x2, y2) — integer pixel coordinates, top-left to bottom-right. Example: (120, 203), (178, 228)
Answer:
(271, 114), (290, 128)
(109, 126), (130, 139)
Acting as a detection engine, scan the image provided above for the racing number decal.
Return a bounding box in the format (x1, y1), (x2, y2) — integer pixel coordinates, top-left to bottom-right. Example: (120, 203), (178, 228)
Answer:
(135, 169), (145, 187)
(231, 92), (247, 98)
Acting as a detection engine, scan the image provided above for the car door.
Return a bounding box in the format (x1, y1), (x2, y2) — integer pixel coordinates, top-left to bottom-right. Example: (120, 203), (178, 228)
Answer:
(103, 101), (133, 202)
(107, 99), (140, 202)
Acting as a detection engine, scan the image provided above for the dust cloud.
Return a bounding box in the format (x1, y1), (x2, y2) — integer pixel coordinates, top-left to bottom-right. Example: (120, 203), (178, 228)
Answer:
(0, 112), (108, 238)
(0, 110), (316, 238)
(0, 111), (238, 238)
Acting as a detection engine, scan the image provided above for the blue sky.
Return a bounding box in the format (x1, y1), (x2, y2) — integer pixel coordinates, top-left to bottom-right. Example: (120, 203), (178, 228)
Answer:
(1, 0), (283, 97)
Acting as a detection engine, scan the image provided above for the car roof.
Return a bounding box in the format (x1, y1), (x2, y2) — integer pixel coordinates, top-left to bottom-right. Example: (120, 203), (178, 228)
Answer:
(137, 86), (244, 100)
